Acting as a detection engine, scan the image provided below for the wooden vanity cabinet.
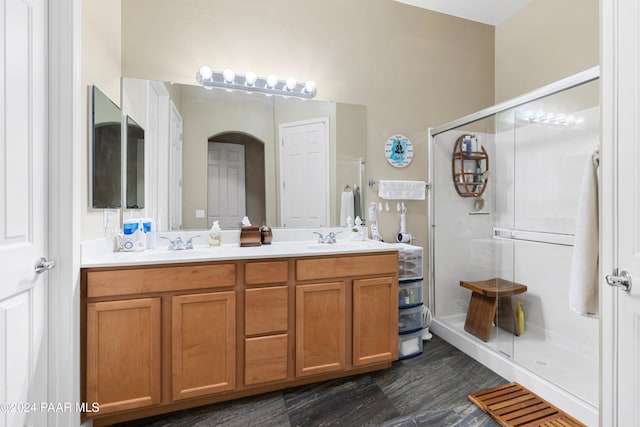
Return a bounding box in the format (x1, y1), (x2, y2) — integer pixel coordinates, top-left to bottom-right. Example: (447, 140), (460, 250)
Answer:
(82, 251), (398, 426)
(295, 253), (399, 378)
(82, 263), (236, 420)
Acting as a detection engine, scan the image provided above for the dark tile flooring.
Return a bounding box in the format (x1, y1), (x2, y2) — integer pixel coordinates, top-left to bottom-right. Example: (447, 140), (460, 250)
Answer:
(117, 335), (504, 427)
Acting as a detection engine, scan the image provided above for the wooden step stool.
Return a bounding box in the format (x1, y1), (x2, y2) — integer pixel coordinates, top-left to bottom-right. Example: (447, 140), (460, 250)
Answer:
(460, 278), (527, 342)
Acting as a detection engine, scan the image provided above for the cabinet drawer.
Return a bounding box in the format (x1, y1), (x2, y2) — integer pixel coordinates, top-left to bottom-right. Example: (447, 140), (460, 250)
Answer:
(86, 263), (236, 298)
(245, 286), (288, 335)
(245, 334), (288, 385)
(296, 252), (398, 281)
(244, 261), (288, 285)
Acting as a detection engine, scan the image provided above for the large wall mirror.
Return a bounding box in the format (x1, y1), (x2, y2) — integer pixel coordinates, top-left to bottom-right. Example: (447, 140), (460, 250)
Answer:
(90, 85), (147, 212)
(90, 85), (122, 208)
(121, 77), (366, 230)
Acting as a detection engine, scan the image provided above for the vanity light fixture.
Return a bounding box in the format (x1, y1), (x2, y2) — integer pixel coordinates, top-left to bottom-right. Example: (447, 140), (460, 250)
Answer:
(196, 66), (317, 99)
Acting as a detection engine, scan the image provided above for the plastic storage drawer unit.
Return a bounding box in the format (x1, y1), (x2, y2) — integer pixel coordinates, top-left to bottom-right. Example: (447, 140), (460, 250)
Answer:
(398, 329), (423, 359)
(397, 244), (423, 280)
(398, 305), (423, 333)
(398, 279), (423, 308)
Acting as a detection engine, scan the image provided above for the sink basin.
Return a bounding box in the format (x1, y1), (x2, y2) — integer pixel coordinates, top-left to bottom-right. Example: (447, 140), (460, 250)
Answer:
(132, 249), (214, 259)
(305, 242), (363, 251)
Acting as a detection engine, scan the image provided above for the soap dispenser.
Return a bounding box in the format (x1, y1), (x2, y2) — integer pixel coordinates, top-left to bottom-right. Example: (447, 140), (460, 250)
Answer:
(209, 221), (221, 247)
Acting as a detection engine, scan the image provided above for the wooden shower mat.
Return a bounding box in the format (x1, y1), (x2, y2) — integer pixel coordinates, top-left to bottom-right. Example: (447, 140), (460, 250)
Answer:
(468, 382), (586, 427)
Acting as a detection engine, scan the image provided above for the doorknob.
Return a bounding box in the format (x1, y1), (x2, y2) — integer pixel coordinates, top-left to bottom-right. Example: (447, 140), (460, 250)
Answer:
(605, 268), (632, 292)
(34, 257), (56, 274)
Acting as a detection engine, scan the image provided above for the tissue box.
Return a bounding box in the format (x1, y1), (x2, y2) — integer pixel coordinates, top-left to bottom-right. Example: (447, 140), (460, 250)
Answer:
(240, 226), (262, 247)
(398, 329), (423, 359)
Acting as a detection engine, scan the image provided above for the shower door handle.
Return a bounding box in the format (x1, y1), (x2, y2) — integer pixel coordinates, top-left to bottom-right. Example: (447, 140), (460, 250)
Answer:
(605, 269), (632, 292)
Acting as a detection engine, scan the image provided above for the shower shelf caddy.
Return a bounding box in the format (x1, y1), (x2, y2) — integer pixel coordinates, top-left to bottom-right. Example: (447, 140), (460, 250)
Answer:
(452, 134), (489, 197)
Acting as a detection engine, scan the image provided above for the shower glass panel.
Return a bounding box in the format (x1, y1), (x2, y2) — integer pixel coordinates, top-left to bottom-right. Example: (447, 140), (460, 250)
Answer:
(431, 76), (599, 407)
(432, 112), (516, 360)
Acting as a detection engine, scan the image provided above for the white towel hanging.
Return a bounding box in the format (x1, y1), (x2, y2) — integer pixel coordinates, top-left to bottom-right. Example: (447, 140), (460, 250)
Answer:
(378, 180), (426, 200)
(340, 189), (354, 227)
(568, 150), (599, 318)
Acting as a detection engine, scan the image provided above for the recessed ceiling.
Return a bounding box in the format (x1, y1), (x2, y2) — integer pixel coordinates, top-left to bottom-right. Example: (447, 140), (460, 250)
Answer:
(392, 0), (533, 26)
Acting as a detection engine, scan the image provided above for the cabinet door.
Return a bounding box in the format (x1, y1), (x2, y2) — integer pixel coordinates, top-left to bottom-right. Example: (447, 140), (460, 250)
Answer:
(295, 282), (345, 377)
(353, 277), (398, 366)
(86, 298), (161, 416)
(172, 291), (236, 400)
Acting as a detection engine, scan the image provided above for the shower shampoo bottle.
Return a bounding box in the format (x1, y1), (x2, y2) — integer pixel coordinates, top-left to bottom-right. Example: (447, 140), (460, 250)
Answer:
(515, 302), (525, 335)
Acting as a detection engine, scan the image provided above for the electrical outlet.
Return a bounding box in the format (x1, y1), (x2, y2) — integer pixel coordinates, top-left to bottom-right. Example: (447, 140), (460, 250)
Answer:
(195, 209), (205, 219)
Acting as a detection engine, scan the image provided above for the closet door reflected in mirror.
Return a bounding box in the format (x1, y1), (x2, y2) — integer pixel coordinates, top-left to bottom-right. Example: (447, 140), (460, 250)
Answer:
(90, 85), (122, 208)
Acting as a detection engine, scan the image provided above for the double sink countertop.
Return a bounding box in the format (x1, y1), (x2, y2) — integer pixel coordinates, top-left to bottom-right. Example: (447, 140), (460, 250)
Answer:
(81, 227), (402, 268)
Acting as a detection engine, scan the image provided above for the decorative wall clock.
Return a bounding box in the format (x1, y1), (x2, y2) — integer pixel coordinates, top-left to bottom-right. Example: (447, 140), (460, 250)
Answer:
(384, 134), (413, 168)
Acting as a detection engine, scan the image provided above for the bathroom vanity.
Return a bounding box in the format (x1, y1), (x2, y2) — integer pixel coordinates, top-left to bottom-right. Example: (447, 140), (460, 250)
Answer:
(80, 238), (398, 425)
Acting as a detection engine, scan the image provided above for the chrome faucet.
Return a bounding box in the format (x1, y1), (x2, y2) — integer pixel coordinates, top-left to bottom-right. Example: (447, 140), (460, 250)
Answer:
(163, 235), (199, 250)
(313, 231), (342, 244)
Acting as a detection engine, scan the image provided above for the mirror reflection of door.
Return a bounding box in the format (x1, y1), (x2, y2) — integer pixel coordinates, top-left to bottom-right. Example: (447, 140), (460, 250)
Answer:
(279, 118), (330, 228)
(169, 102), (183, 230)
(207, 133), (266, 228)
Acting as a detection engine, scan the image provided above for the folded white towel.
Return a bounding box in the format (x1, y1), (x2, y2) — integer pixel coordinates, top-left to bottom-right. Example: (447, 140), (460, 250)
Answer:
(569, 150), (599, 318)
(378, 180), (426, 200)
(340, 190), (354, 227)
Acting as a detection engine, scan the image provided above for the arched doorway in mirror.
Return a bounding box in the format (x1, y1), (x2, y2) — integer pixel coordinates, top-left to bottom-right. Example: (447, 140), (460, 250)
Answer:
(207, 132), (266, 228)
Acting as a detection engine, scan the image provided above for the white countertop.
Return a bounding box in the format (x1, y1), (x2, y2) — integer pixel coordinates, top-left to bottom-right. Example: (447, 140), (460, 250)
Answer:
(81, 230), (400, 268)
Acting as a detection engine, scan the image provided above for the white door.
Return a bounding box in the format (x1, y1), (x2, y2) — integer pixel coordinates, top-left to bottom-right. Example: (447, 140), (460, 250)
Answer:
(146, 81), (170, 228)
(279, 118), (329, 228)
(169, 102), (183, 230)
(208, 142), (245, 228)
(0, 0), (49, 425)
(601, 0), (640, 425)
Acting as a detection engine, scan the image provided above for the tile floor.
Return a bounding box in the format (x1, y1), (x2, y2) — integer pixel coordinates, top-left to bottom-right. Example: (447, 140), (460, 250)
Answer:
(116, 335), (505, 426)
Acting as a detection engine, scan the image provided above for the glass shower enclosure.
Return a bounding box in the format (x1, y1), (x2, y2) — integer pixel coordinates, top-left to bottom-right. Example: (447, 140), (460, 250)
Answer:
(429, 68), (599, 412)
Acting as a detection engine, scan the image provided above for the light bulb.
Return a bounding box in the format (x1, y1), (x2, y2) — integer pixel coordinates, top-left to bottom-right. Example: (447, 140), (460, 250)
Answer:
(266, 74), (278, 89)
(245, 71), (257, 86)
(304, 80), (317, 95)
(285, 77), (297, 91)
(199, 66), (213, 81)
(222, 68), (236, 84)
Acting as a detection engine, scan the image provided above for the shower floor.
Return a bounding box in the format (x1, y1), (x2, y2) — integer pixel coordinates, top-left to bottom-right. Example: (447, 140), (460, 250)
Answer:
(439, 314), (598, 408)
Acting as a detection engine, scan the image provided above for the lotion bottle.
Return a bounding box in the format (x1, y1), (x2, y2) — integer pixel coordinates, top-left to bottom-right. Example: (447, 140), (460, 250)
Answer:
(209, 221), (221, 247)
(515, 301), (525, 335)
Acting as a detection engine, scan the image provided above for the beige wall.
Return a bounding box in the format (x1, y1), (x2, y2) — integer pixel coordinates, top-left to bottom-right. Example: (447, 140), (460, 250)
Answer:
(495, 0), (599, 102)
(82, 0), (121, 240)
(120, 0), (496, 245)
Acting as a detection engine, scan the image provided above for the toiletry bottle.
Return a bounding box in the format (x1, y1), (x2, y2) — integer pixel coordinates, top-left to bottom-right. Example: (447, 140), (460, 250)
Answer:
(209, 221), (221, 247)
(515, 301), (525, 334)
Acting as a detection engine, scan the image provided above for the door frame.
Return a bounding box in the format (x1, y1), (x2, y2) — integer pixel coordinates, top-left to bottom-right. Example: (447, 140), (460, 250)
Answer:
(48, 0), (81, 424)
